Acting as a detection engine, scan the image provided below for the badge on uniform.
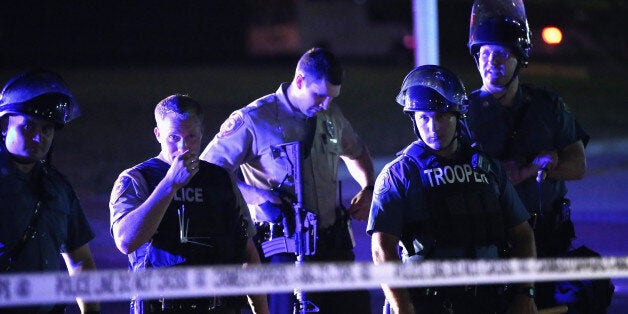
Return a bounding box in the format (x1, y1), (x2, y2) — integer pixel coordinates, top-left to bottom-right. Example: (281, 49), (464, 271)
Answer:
(217, 111), (244, 139)
(374, 171), (391, 196)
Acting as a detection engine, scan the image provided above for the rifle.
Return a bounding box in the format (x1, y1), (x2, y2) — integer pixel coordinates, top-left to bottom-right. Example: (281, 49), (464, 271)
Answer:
(259, 141), (319, 313)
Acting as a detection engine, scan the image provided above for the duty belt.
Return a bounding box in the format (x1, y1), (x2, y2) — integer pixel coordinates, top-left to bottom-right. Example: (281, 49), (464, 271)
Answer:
(149, 297), (230, 313)
(414, 285), (506, 297)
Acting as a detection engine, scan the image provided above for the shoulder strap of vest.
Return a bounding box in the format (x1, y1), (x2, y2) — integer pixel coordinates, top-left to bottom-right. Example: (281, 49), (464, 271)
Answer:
(397, 142), (437, 258)
(400, 141), (431, 170)
(135, 158), (169, 193)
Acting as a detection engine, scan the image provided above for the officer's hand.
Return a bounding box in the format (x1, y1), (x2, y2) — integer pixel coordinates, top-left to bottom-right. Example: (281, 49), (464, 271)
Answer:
(257, 188), (283, 205)
(347, 187), (373, 221)
(255, 189), (288, 222)
(532, 150), (558, 171)
(165, 150), (200, 189)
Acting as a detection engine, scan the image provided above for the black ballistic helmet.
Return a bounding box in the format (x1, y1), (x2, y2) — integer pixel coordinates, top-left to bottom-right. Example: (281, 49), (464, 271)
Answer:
(0, 69), (80, 128)
(468, 0), (531, 67)
(396, 65), (468, 116)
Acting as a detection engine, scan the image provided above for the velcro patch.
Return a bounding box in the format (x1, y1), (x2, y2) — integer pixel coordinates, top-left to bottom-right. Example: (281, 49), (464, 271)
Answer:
(217, 111), (244, 139)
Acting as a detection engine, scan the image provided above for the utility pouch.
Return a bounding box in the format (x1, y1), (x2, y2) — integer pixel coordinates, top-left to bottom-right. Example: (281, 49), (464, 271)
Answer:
(471, 153), (491, 174)
(551, 198), (576, 254)
(336, 205), (355, 249)
(551, 198), (575, 241)
(554, 198), (572, 226)
(317, 206), (354, 250)
(535, 198), (575, 256)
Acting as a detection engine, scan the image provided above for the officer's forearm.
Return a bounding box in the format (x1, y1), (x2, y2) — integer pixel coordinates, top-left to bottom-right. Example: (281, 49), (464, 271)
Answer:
(508, 221), (536, 289)
(62, 247), (101, 313)
(508, 221), (536, 258)
(549, 141), (586, 181)
(372, 232), (414, 313)
(342, 145), (375, 188)
(236, 179), (275, 205)
(113, 179), (177, 254)
(243, 239), (270, 313)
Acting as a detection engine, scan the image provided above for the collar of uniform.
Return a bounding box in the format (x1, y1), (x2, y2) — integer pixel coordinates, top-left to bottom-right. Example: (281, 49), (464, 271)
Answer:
(276, 83), (307, 121)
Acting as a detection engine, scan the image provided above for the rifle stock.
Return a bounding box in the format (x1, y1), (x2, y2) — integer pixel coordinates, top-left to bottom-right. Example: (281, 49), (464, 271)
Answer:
(263, 141), (320, 313)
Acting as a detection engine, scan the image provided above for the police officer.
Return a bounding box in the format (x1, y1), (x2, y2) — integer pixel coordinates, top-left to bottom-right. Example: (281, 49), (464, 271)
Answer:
(465, 1), (606, 311)
(200, 47), (374, 314)
(368, 65), (537, 314)
(109, 95), (269, 314)
(0, 69), (100, 313)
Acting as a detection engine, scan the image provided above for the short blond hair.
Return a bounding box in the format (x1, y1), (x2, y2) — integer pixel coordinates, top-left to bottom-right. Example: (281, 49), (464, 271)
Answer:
(154, 94), (204, 123)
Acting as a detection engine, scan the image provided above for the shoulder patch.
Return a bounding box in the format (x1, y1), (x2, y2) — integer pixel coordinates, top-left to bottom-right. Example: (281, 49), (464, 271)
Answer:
(111, 176), (132, 203)
(374, 171), (391, 196)
(217, 111), (245, 139)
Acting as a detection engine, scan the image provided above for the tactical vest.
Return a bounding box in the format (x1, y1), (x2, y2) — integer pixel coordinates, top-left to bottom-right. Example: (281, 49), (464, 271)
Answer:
(132, 158), (247, 268)
(401, 142), (506, 254)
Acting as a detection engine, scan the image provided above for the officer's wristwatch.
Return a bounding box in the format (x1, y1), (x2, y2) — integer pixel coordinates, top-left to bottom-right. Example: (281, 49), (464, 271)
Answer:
(512, 286), (535, 298)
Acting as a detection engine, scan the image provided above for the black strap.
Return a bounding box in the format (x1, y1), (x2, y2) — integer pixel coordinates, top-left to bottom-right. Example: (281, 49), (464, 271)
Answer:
(1, 167), (51, 271)
(1, 201), (46, 271)
(302, 116), (317, 159)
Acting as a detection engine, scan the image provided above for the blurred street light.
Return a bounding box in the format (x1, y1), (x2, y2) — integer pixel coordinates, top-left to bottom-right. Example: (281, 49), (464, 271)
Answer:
(542, 26), (563, 45)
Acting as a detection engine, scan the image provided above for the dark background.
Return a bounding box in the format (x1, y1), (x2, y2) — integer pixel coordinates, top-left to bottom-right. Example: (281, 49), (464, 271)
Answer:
(1, 1), (626, 66)
(1, 0), (625, 195)
(1, 0), (626, 261)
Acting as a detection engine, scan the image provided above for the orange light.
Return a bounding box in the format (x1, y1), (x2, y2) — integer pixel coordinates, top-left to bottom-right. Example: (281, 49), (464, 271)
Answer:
(542, 26), (563, 45)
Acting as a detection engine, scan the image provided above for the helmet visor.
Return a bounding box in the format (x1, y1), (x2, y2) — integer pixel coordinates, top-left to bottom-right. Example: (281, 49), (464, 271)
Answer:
(1, 92), (80, 127)
(469, 0), (530, 49)
(403, 86), (466, 114)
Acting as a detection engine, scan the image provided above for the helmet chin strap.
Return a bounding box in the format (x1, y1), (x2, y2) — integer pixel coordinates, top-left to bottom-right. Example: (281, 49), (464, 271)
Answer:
(481, 59), (522, 99)
(499, 63), (521, 90)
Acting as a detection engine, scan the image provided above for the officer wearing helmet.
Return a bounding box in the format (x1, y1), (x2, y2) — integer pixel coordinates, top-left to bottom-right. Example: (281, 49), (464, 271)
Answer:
(0, 69), (100, 313)
(368, 65), (537, 313)
(465, 1), (606, 311)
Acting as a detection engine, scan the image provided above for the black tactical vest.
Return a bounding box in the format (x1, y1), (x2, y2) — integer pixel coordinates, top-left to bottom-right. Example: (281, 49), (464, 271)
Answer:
(135, 158), (247, 266)
(401, 142), (506, 252)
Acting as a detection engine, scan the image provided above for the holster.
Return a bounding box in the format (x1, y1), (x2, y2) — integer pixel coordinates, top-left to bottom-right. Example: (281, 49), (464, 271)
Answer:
(317, 206), (355, 250)
(534, 198), (575, 256)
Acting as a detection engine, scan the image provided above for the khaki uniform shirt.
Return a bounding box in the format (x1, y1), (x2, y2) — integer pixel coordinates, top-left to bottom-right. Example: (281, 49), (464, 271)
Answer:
(201, 83), (365, 228)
